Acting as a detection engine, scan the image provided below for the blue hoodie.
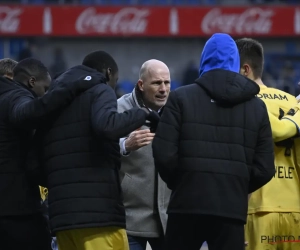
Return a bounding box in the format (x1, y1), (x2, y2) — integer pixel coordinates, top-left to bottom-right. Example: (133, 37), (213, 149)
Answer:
(199, 33), (240, 77)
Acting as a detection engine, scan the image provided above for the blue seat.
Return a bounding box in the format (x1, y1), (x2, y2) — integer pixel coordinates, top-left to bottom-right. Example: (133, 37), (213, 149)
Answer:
(31, 0), (44, 3)
(9, 38), (24, 59)
(109, 0), (122, 4)
(94, 0), (105, 4)
(187, 0), (201, 4)
(157, 0), (169, 5)
(285, 41), (296, 55)
(140, 0), (155, 4)
(80, 0), (94, 4)
(0, 39), (4, 60)
(123, 0), (137, 4)
(119, 80), (135, 94)
(162, 0), (183, 5)
(173, 0), (185, 5)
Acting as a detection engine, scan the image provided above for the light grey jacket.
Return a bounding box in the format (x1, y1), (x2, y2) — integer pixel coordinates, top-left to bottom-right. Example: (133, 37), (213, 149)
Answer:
(117, 87), (171, 238)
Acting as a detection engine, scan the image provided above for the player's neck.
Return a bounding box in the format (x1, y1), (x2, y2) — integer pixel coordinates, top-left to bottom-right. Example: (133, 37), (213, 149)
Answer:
(254, 78), (265, 86)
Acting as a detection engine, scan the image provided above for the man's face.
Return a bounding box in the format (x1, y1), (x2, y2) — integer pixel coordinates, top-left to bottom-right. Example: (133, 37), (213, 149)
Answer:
(138, 66), (171, 111)
(31, 72), (51, 97)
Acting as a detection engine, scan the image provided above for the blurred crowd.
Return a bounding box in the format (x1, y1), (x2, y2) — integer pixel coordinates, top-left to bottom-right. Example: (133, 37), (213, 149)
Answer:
(14, 38), (300, 98)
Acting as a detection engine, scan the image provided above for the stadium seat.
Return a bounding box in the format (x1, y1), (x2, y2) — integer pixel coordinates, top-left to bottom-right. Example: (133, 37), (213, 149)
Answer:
(119, 80), (135, 94)
(156, 0), (169, 5)
(94, 0), (105, 4)
(158, 0), (183, 5)
(109, 0), (122, 4)
(0, 39), (4, 60)
(285, 41), (296, 55)
(31, 0), (45, 3)
(187, 0), (201, 4)
(9, 39), (24, 60)
(111, 0), (119, 3)
(140, 0), (156, 4)
(80, 0), (94, 4)
(204, 0), (217, 4)
(123, 0), (138, 4)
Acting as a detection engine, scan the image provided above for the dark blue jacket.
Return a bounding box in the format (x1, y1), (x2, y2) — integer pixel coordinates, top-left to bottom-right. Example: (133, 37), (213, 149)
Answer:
(153, 33), (275, 222)
(0, 71), (99, 216)
(41, 65), (148, 232)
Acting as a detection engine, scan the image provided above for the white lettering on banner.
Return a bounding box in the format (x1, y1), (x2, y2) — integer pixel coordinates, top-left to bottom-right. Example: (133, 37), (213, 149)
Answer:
(75, 7), (149, 34)
(294, 8), (300, 34)
(0, 6), (22, 33)
(201, 8), (274, 34)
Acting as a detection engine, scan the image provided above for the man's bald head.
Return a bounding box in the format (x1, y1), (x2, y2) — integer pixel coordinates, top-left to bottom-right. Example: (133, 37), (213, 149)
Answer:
(139, 59), (169, 81)
(137, 59), (171, 111)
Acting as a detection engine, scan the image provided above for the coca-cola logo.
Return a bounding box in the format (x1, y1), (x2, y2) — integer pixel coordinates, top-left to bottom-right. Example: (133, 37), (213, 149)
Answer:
(0, 6), (22, 33)
(76, 7), (149, 34)
(294, 8), (300, 34)
(201, 8), (274, 34)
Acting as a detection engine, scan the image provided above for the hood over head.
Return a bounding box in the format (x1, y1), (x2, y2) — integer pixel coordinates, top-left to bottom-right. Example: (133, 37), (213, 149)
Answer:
(199, 33), (240, 77)
(197, 33), (259, 105)
(50, 65), (107, 90)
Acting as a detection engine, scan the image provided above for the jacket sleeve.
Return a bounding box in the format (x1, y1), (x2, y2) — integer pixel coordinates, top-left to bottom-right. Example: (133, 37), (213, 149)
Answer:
(117, 97), (131, 156)
(26, 134), (47, 187)
(9, 74), (104, 129)
(152, 91), (181, 189)
(91, 84), (147, 140)
(249, 104), (275, 193)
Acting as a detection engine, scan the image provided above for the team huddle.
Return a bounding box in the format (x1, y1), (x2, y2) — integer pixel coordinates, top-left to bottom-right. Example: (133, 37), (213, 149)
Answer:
(0, 33), (299, 250)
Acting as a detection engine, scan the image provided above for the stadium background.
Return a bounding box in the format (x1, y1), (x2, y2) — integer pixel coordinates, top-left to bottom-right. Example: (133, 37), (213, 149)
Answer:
(1, 0), (299, 249)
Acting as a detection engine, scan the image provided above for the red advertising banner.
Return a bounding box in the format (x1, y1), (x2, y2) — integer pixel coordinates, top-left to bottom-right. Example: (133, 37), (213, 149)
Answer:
(0, 5), (299, 37)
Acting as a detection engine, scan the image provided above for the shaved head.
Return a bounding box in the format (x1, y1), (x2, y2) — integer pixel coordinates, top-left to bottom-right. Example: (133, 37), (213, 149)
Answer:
(139, 59), (169, 81)
(137, 59), (171, 111)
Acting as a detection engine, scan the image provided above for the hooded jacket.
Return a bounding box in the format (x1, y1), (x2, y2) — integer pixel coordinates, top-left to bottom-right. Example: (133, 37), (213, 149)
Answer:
(152, 33), (275, 222)
(0, 77), (42, 216)
(0, 72), (100, 216)
(40, 65), (149, 232)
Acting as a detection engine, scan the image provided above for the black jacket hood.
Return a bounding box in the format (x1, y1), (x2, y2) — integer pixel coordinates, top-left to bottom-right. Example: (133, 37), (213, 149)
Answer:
(52, 65), (107, 88)
(195, 69), (260, 105)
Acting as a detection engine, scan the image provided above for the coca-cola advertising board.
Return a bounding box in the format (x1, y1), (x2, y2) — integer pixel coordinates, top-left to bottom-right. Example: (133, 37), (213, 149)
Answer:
(0, 5), (299, 37)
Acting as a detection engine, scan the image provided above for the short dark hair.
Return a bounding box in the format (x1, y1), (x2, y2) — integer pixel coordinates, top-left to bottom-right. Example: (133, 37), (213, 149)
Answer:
(235, 38), (264, 79)
(0, 58), (17, 77)
(82, 51), (118, 74)
(13, 58), (49, 82)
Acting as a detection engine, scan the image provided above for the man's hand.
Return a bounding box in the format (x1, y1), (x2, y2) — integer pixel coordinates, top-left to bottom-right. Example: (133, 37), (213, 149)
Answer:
(125, 129), (155, 152)
(142, 109), (160, 133)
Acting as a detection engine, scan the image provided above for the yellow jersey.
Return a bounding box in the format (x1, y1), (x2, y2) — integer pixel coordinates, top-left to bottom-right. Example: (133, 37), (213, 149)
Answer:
(248, 85), (300, 213)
